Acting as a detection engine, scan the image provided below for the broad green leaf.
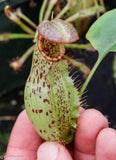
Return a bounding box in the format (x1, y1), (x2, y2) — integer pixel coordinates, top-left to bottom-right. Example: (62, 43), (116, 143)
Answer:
(86, 9), (116, 58)
(80, 9), (116, 96)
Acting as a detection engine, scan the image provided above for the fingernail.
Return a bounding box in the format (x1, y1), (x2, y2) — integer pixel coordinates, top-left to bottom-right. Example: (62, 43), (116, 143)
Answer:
(37, 142), (58, 160)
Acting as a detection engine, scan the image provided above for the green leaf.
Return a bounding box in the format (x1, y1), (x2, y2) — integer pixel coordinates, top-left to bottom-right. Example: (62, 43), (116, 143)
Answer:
(80, 9), (116, 96)
(86, 9), (116, 58)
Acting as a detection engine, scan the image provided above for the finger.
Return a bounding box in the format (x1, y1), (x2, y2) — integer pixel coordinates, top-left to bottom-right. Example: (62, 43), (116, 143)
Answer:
(79, 106), (85, 114)
(5, 110), (43, 160)
(96, 128), (116, 160)
(37, 142), (72, 160)
(74, 109), (108, 160)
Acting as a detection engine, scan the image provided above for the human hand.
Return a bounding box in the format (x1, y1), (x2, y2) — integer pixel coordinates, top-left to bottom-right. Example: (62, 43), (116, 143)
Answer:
(5, 108), (116, 160)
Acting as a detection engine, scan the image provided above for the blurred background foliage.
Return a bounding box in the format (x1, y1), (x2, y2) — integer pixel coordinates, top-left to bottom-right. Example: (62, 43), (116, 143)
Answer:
(0, 0), (116, 156)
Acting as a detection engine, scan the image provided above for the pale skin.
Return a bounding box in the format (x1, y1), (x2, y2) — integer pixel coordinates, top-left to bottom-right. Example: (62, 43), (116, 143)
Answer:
(5, 108), (116, 160)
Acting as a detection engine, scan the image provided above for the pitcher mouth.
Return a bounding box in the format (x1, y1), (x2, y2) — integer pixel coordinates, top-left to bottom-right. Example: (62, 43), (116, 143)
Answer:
(37, 35), (65, 62)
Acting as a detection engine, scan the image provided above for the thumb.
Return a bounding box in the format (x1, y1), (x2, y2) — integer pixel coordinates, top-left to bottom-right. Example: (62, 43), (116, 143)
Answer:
(37, 142), (72, 160)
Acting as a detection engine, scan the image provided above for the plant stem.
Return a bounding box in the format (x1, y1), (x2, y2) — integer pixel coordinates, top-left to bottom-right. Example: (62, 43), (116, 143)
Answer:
(16, 19), (35, 35)
(99, 0), (105, 9)
(65, 5), (105, 22)
(94, 0), (98, 5)
(39, 0), (48, 23)
(65, 43), (94, 50)
(113, 54), (116, 84)
(10, 45), (35, 71)
(54, 3), (70, 20)
(44, 0), (58, 20)
(0, 116), (16, 121)
(82, 0), (86, 9)
(64, 55), (90, 77)
(0, 33), (34, 41)
(20, 45), (35, 64)
(79, 56), (103, 96)
(16, 9), (37, 29)
(4, 6), (35, 35)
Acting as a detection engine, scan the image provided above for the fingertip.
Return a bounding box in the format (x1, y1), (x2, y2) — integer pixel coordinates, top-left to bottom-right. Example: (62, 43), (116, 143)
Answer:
(17, 109), (27, 120)
(37, 142), (59, 160)
(96, 128), (116, 160)
(75, 109), (108, 154)
(37, 142), (72, 160)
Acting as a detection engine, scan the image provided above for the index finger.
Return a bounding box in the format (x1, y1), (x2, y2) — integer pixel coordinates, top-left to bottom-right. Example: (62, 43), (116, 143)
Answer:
(5, 110), (43, 160)
(74, 109), (108, 160)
